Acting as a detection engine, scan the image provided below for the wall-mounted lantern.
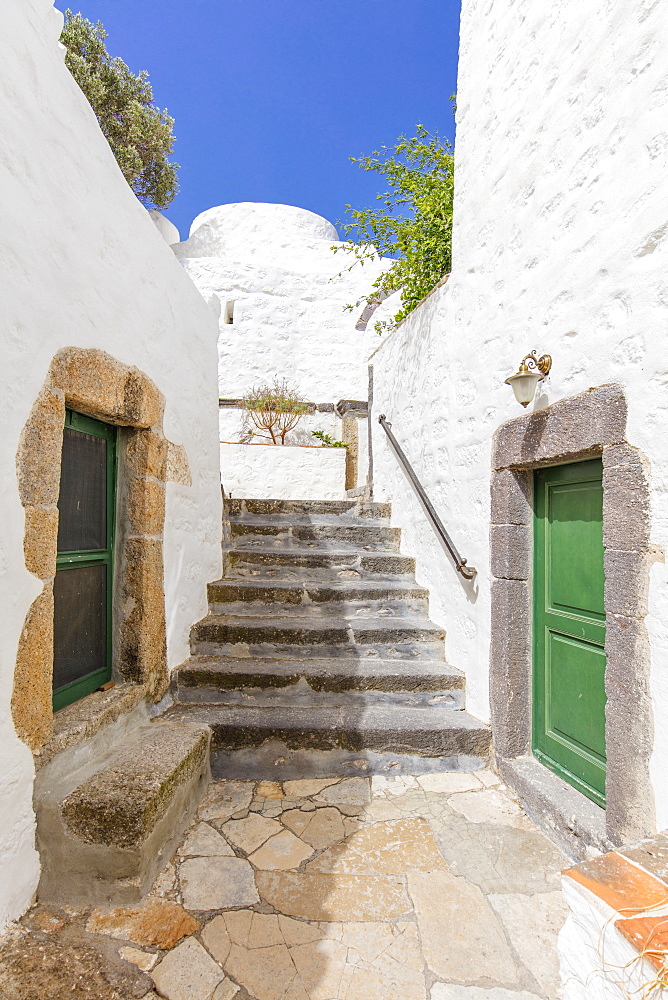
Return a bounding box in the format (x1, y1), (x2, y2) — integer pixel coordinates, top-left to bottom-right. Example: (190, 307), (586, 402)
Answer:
(505, 352), (552, 407)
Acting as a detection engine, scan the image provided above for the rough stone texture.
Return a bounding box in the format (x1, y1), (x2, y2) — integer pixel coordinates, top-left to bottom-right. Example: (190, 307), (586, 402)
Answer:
(282, 778), (339, 797)
(602, 448), (651, 552)
(180, 856), (259, 910)
(11, 582), (55, 748)
(23, 506), (59, 579)
(61, 724), (210, 848)
(306, 819), (447, 874)
(151, 936), (224, 1000)
(281, 807), (345, 850)
(198, 780), (254, 823)
(126, 476), (166, 537)
(604, 612), (656, 844)
(489, 524), (530, 581)
(417, 772), (482, 794)
(491, 385), (627, 472)
(311, 777), (372, 807)
(248, 829), (314, 870)
(222, 814), (283, 853)
(497, 756), (611, 862)
(16, 384), (66, 507)
(0, 923), (151, 1000)
(36, 683), (147, 771)
(177, 822), (234, 858)
(604, 549), (653, 618)
(86, 898), (199, 949)
(125, 426), (168, 481)
(447, 790), (532, 829)
(430, 987), (542, 1000)
(203, 911), (426, 1000)
(489, 579), (531, 759)
(488, 891), (567, 997)
(48, 348), (165, 429)
(409, 870), (518, 984)
(118, 946), (159, 972)
(490, 469), (532, 526)
(166, 441), (192, 486)
(119, 537), (168, 698)
(256, 871), (412, 921)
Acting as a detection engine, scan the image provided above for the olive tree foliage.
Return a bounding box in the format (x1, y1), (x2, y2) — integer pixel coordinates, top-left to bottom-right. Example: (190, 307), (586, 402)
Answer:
(334, 123), (455, 333)
(60, 11), (179, 209)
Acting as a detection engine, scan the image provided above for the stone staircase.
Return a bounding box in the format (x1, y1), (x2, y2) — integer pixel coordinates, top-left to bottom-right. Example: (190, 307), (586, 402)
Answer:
(165, 498), (490, 778)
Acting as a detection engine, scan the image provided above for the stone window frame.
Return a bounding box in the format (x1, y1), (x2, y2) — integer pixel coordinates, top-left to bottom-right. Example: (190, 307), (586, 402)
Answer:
(13, 347), (190, 752)
(489, 384), (656, 853)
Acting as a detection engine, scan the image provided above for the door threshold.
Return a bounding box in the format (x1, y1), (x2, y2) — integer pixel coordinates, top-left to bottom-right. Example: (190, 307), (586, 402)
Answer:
(498, 754), (612, 862)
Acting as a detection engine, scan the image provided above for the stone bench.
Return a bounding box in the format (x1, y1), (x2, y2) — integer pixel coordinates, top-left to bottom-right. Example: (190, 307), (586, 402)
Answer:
(35, 714), (210, 907)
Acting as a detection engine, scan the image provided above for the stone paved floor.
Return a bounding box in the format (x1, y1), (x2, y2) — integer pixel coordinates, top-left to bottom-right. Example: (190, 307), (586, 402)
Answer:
(0, 769), (569, 1000)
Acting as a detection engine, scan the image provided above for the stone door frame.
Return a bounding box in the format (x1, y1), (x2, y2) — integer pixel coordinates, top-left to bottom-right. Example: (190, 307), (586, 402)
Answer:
(489, 384), (655, 851)
(13, 347), (175, 751)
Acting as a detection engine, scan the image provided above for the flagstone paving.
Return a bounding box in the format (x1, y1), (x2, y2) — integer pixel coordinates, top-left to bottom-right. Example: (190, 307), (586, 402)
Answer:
(0, 768), (569, 1000)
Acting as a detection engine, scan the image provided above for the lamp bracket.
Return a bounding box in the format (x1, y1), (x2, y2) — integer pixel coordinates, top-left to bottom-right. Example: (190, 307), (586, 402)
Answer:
(519, 352), (552, 378)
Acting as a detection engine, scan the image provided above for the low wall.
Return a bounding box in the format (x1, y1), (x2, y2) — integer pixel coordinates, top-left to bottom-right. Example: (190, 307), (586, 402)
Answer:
(220, 442), (347, 500)
(559, 838), (668, 998)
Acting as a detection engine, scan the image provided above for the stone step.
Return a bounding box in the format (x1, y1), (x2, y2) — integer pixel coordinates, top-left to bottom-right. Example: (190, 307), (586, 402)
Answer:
(173, 655), (466, 709)
(35, 718), (210, 907)
(229, 520), (401, 550)
(226, 498), (391, 519)
(162, 702), (491, 760)
(223, 547), (416, 578)
(207, 578), (429, 607)
(228, 512), (391, 529)
(208, 598), (430, 622)
(190, 613), (446, 655)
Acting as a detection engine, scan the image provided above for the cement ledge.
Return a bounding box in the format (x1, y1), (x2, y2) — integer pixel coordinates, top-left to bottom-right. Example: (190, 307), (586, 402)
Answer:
(498, 754), (612, 861)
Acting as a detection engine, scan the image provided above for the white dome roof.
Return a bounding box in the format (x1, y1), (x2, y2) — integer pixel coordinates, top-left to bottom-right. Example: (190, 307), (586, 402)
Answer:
(184, 202), (339, 258)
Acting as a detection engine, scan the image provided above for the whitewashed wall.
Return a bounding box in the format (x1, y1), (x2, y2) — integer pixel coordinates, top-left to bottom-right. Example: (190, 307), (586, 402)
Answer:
(0, 0), (221, 927)
(372, 0), (668, 823)
(174, 201), (390, 404)
(220, 443), (347, 501)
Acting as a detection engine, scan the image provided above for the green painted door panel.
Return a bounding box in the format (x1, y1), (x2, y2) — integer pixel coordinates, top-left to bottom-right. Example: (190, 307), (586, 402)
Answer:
(533, 459), (606, 806)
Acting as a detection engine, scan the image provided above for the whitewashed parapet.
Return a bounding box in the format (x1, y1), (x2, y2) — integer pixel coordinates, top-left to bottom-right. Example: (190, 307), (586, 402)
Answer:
(559, 838), (668, 999)
(220, 442), (347, 500)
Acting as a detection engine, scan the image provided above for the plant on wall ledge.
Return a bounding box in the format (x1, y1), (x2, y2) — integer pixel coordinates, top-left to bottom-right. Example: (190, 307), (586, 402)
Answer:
(312, 430), (348, 448)
(334, 116), (455, 335)
(241, 379), (310, 445)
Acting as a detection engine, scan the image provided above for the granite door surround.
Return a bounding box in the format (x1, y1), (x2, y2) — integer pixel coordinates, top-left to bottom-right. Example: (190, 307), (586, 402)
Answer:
(13, 347), (182, 751)
(489, 383), (656, 850)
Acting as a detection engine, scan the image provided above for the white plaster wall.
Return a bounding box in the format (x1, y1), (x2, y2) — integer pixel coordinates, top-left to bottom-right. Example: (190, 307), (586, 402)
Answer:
(371, 0), (668, 821)
(174, 201), (391, 404)
(220, 443), (347, 501)
(558, 878), (661, 1000)
(0, 0), (221, 927)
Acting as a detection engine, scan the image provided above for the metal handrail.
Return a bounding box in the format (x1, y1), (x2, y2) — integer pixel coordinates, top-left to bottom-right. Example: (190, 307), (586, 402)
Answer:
(378, 414), (476, 580)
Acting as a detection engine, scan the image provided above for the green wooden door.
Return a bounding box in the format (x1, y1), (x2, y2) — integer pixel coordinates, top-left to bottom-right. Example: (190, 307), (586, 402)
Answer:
(53, 410), (117, 711)
(533, 459), (606, 806)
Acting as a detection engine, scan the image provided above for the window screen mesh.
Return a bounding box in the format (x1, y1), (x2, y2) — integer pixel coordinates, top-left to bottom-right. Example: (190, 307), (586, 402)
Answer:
(53, 564), (107, 690)
(57, 427), (107, 552)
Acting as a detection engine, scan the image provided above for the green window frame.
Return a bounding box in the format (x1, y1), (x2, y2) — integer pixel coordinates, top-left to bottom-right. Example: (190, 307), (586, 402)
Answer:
(53, 409), (117, 712)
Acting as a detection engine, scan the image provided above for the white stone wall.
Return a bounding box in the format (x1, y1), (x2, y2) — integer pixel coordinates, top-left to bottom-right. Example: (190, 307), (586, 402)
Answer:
(372, 0), (668, 823)
(220, 443), (347, 501)
(558, 877), (659, 1000)
(0, 0), (221, 927)
(174, 201), (391, 405)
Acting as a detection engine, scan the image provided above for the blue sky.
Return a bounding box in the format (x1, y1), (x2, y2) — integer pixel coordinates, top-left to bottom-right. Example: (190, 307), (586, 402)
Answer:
(71, 0), (461, 240)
